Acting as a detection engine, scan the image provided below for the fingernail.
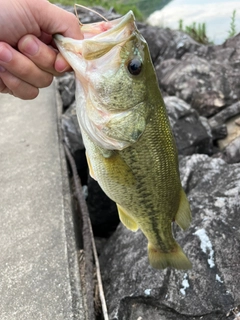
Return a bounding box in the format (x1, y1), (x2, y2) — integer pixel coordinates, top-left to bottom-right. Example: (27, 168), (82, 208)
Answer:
(21, 36), (39, 55)
(55, 55), (69, 73)
(55, 62), (69, 73)
(0, 46), (12, 62)
(0, 65), (6, 72)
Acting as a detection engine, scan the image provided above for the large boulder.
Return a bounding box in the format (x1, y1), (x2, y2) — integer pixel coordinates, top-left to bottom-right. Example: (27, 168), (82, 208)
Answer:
(208, 101), (240, 151)
(137, 24), (201, 63)
(57, 72), (75, 110)
(156, 53), (239, 117)
(86, 176), (119, 237)
(99, 154), (240, 320)
(214, 136), (240, 164)
(164, 96), (213, 155)
(61, 102), (88, 185)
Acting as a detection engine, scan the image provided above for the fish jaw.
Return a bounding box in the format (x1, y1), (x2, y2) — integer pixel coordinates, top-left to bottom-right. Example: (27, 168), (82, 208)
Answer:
(54, 10), (136, 71)
(55, 11), (149, 150)
(54, 11), (136, 58)
(54, 10), (137, 99)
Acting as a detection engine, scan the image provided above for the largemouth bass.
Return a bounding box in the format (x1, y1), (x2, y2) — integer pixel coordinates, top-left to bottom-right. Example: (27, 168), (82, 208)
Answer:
(55, 11), (192, 269)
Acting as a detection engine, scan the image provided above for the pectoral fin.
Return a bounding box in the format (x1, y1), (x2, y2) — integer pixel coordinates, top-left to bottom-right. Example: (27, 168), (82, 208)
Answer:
(117, 204), (138, 231)
(174, 189), (191, 230)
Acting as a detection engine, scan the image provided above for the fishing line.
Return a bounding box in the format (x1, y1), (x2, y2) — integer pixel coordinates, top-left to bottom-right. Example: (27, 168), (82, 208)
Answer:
(74, 3), (109, 26)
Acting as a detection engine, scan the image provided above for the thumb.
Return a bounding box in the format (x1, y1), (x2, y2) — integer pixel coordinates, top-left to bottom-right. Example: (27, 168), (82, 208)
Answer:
(33, 1), (83, 40)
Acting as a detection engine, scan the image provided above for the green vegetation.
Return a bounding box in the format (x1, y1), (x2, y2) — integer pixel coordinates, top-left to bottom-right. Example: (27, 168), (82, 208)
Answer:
(178, 19), (210, 44)
(179, 9), (238, 44)
(123, 0), (167, 18)
(49, 0), (143, 20)
(228, 9), (237, 38)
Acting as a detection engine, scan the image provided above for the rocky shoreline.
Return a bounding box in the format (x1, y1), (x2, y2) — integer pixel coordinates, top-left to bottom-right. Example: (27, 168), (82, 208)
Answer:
(57, 6), (240, 320)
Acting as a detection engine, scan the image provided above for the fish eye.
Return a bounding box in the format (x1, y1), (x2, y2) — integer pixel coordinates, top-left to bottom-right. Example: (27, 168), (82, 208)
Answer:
(127, 58), (142, 76)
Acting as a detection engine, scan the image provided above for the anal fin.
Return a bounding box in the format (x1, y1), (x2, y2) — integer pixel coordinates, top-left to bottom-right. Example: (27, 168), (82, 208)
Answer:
(175, 188), (191, 230)
(117, 204), (138, 232)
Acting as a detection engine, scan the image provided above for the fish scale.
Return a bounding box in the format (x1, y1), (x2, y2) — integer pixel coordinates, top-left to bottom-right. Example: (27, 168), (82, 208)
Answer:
(55, 10), (192, 270)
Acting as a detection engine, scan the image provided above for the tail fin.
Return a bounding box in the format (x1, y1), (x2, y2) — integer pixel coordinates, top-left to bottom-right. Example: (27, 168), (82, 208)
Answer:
(148, 242), (192, 270)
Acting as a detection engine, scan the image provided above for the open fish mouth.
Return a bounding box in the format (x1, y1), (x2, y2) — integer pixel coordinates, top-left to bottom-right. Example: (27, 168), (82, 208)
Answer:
(54, 11), (148, 151)
(54, 11), (136, 62)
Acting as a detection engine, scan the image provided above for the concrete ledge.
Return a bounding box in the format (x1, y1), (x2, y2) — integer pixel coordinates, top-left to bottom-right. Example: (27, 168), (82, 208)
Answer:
(0, 82), (85, 319)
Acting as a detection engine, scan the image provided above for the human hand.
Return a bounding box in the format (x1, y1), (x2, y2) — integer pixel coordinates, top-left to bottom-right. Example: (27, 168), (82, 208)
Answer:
(0, 0), (82, 99)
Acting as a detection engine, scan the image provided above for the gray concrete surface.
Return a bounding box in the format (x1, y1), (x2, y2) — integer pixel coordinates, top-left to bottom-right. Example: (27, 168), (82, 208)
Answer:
(0, 83), (85, 319)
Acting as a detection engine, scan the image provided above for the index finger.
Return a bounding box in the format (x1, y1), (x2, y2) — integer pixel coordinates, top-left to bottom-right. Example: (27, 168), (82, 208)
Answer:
(18, 35), (70, 76)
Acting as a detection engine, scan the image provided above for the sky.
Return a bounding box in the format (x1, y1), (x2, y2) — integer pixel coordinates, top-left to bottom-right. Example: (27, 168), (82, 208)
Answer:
(147, 0), (240, 44)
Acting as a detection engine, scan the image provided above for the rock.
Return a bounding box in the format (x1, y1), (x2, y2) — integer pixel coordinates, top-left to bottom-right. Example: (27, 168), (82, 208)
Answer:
(214, 136), (240, 164)
(57, 4), (120, 24)
(62, 102), (83, 154)
(195, 33), (240, 66)
(164, 96), (213, 155)
(208, 101), (240, 128)
(57, 73), (75, 110)
(61, 102), (88, 185)
(150, 29), (240, 119)
(221, 33), (240, 65)
(217, 115), (240, 150)
(208, 101), (240, 150)
(156, 53), (239, 117)
(76, 6), (120, 24)
(86, 176), (119, 237)
(210, 124), (228, 141)
(138, 25), (201, 63)
(99, 154), (240, 320)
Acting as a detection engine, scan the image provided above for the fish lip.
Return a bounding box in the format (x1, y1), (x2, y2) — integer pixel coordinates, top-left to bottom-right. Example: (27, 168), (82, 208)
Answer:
(54, 10), (136, 55)
(81, 10), (135, 39)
